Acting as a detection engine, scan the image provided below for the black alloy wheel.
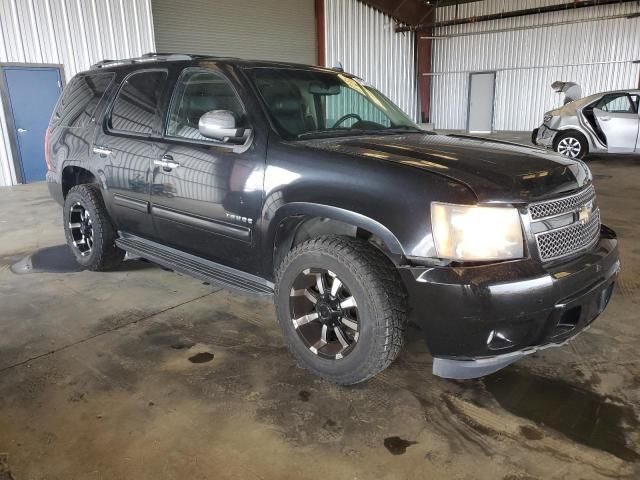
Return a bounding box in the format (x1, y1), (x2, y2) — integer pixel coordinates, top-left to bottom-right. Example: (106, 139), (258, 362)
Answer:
(63, 184), (125, 271)
(68, 202), (94, 257)
(289, 268), (360, 360)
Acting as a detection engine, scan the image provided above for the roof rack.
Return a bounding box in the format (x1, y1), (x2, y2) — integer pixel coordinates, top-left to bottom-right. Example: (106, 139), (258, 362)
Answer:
(90, 53), (197, 70)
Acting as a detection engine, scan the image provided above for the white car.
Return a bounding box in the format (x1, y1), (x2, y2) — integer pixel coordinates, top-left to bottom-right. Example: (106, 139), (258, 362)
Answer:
(533, 89), (640, 159)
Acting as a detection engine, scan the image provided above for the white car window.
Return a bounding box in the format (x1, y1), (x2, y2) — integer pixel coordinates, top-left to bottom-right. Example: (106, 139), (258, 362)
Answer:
(598, 94), (635, 114)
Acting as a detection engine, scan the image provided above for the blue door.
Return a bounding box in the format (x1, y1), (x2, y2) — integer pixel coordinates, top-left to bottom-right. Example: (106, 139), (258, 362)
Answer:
(2, 67), (62, 183)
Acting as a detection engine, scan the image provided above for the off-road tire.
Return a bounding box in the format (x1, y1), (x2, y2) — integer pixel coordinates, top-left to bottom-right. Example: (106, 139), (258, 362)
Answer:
(63, 184), (125, 271)
(274, 235), (408, 385)
(554, 130), (589, 159)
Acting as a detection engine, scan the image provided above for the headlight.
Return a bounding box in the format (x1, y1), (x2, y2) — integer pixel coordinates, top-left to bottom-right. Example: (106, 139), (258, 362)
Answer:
(431, 203), (524, 261)
(543, 113), (553, 124)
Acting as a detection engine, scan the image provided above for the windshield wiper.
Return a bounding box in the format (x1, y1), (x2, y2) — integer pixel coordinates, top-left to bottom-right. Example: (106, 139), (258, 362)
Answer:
(297, 128), (374, 140)
(382, 126), (426, 134)
(296, 126), (427, 140)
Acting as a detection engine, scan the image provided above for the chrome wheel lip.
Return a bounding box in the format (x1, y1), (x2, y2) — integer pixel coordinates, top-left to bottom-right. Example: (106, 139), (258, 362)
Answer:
(68, 202), (94, 257)
(289, 268), (360, 360)
(557, 137), (582, 158)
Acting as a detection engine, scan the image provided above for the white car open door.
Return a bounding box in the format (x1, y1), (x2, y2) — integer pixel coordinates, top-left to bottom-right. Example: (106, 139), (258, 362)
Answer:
(592, 93), (639, 153)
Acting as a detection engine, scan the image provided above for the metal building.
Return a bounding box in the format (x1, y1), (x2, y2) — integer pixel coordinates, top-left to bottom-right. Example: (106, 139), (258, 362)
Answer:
(151, 0), (318, 64)
(0, 0), (155, 187)
(324, 0), (418, 121)
(3, 0), (638, 187)
(430, 0), (640, 131)
(0, 0), (422, 187)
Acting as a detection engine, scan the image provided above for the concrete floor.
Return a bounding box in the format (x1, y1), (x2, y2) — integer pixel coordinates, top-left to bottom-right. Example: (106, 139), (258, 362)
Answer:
(1, 134), (639, 479)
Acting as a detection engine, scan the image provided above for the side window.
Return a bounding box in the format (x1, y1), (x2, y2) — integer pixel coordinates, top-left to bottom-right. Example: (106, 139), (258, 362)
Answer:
(54, 73), (114, 128)
(109, 70), (168, 135)
(596, 94), (635, 114)
(166, 69), (245, 142)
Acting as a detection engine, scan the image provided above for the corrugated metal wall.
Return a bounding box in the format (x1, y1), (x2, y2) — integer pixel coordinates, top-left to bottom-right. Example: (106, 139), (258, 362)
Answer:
(431, 1), (640, 131)
(0, 0), (155, 186)
(152, 0), (317, 64)
(324, 0), (418, 121)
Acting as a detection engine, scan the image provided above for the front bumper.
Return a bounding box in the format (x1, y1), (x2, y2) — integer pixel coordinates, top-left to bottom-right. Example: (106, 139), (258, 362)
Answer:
(398, 228), (619, 379)
(534, 124), (557, 149)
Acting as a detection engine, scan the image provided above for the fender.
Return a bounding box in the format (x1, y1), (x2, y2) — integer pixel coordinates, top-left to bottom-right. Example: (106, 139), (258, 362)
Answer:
(61, 160), (107, 189)
(557, 119), (606, 151)
(264, 202), (407, 276)
(556, 124), (591, 139)
(270, 202), (405, 255)
(59, 160), (111, 212)
(556, 124), (604, 153)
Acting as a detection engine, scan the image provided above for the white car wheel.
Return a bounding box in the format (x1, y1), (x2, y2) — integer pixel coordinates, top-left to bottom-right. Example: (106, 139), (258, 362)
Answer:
(556, 136), (583, 158)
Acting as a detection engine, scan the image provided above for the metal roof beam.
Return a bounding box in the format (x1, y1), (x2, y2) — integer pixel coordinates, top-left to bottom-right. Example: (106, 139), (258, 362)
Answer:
(358, 0), (433, 26)
(399, 0), (639, 31)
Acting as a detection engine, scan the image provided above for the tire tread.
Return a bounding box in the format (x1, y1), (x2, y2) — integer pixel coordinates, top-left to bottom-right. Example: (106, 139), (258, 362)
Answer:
(275, 235), (408, 385)
(64, 184), (124, 271)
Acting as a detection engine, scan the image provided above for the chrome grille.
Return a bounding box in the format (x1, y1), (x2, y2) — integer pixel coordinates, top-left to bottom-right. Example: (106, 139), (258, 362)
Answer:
(528, 184), (601, 262)
(529, 184), (596, 220)
(535, 209), (600, 261)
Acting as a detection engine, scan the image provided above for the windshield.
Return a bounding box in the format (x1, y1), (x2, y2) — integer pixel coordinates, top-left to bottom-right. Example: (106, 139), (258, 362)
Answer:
(249, 68), (421, 140)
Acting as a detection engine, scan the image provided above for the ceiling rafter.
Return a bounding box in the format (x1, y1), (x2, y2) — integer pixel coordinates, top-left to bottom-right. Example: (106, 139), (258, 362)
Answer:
(358, 0), (481, 26)
(357, 0), (433, 26)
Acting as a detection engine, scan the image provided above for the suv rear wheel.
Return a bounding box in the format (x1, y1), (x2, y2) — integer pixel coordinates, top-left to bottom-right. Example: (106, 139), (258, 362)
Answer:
(554, 131), (588, 159)
(274, 235), (407, 385)
(63, 184), (125, 271)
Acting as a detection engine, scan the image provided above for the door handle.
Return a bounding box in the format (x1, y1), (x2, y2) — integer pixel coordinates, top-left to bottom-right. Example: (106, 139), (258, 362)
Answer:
(154, 157), (180, 171)
(600, 116), (611, 121)
(92, 145), (112, 156)
(17, 128), (27, 134)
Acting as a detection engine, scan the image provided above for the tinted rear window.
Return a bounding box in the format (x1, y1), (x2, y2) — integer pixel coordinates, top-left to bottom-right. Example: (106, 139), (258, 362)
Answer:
(54, 72), (115, 128)
(109, 70), (168, 135)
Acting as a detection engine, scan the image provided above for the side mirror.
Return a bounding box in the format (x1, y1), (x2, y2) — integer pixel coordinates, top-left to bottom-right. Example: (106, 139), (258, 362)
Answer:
(199, 110), (249, 143)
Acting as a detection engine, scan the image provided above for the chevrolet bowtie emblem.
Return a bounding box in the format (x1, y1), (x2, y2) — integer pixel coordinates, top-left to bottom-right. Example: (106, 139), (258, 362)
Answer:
(578, 204), (592, 224)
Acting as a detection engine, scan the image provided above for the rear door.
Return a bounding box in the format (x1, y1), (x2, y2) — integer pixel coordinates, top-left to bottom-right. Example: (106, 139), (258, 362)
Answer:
(592, 93), (639, 153)
(150, 65), (266, 272)
(95, 69), (169, 238)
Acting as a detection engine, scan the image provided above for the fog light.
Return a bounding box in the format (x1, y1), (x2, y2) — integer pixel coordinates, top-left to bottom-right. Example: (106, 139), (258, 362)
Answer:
(487, 330), (514, 351)
(598, 284), (614, 313)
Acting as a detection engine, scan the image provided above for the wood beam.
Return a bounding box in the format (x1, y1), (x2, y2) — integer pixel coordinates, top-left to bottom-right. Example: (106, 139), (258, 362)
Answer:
(416, 20), (433, 123)
(315, 0), (326, 66)
(358, 0), (432, 26)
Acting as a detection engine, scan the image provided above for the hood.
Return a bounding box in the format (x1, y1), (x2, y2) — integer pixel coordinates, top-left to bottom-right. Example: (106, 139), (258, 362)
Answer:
(300, 133), (591, 203)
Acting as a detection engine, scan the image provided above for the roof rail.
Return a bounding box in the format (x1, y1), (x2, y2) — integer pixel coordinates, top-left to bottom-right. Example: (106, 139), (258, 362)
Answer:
(90, 53), (196, 70)
(90, 59), (118, 69)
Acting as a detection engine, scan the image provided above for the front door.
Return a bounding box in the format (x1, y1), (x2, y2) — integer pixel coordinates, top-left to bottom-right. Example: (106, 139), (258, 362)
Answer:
(151, 67), (265, 272)
(1, 66), (62, 183)
(468, 72), (495, 134)
(96, 69), (169, 239)
(592, 93), (639, 153)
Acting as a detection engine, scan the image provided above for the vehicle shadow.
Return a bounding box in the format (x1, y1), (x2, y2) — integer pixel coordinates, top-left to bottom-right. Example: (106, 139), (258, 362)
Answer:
(10, 244), (157, 274)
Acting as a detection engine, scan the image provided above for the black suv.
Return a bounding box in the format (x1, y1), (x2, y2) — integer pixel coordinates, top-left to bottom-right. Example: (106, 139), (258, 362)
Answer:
(46, 53), (619, 383)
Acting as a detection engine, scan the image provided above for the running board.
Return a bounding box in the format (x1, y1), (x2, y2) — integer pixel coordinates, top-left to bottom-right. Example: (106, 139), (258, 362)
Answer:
(115, 233), (274, 296)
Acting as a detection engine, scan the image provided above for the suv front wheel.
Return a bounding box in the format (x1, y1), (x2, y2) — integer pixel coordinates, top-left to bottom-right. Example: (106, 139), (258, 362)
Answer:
(63, 184), (125, 271)
(274, 235), (407, 385)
